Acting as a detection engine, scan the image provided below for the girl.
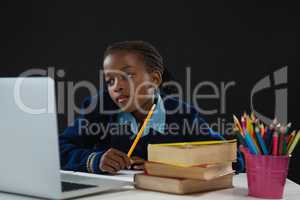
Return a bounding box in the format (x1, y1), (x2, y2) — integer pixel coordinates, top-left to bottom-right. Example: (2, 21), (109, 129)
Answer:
(59, 41), (242, 174)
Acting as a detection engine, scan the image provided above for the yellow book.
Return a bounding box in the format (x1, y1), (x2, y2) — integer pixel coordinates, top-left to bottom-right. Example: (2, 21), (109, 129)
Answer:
(148, 140), (237, 167)
(145, 161), (234, 180)
(135, 173), (234, 195)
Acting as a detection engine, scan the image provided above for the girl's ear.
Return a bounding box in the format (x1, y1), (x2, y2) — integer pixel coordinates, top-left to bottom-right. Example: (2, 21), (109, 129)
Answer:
(151, 70), (162, 88)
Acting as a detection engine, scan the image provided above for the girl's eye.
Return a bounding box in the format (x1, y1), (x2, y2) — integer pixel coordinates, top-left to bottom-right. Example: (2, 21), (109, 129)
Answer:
(126, 73), (135, 79)
(105, 79), (114, 86)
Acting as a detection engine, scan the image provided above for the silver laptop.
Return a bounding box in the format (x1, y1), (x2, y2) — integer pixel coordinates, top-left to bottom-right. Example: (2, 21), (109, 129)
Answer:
(0, 77), (128, 199)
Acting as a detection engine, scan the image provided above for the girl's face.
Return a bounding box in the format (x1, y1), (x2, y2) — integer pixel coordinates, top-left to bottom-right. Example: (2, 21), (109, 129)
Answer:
(103, 51), (161, 113)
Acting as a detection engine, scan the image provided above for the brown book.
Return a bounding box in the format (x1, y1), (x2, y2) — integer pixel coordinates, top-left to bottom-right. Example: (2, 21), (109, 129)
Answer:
(145, 161), (234, 180)
(148, 140), (237, 167)
(134, 173), (234, 195)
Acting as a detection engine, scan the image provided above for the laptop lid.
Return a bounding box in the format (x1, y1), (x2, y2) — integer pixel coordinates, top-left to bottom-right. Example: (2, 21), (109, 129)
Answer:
(0, 77), (62, 199)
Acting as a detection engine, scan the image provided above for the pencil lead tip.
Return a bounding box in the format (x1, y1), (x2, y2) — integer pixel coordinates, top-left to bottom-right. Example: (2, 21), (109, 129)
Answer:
(276, 123), (281, 128)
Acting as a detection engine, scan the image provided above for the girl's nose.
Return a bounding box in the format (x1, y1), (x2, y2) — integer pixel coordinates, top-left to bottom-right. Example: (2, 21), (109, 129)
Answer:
(113, 78), (124, 92)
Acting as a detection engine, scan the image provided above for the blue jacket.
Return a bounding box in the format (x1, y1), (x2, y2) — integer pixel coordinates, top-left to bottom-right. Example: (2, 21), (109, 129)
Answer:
(59, 90), (244, 174)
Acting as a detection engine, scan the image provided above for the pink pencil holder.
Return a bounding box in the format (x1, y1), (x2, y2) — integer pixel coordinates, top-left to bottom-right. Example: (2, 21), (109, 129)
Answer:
(240, 147), (290, 199)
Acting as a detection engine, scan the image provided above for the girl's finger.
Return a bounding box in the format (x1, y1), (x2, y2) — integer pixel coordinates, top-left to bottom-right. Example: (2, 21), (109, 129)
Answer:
(130, 157), (145, 165)
(106, 158), (121, 171)
(101, 165), (117, 174)
(112, 149), (131, 167)
(133, 164), (145, 170)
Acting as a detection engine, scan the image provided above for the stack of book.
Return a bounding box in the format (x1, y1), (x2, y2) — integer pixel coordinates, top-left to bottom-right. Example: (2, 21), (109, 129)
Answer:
(134, 140), (237, 194)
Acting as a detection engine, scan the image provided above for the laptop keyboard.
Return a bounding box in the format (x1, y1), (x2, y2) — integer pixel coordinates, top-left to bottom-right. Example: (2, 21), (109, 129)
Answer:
(61, 181), (97, 192)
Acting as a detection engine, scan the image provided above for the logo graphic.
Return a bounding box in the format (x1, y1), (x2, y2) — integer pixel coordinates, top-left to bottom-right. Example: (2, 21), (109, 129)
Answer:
(250, 66), (288, 125)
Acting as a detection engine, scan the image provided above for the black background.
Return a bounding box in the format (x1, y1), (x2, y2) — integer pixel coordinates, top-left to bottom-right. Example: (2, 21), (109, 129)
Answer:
(1, 1), (299, 184)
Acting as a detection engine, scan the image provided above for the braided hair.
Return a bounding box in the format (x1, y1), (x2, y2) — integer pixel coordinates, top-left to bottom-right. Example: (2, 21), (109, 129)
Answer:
(103, 40), (176, 95)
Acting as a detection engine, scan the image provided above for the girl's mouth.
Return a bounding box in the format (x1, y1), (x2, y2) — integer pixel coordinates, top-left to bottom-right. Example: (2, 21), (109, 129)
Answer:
(116, 95), (129, 104)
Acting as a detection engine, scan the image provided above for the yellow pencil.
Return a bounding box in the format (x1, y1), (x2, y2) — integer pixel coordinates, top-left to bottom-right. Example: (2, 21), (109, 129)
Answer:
(246, 116), (254, 135)
(246, 116), (261, 153)
(288, 130), (300, 155)
(233, 115), (244, 136)
(127, 104), (156, 157)
(287, 130), (296, 150)
(251, 112), (256, 122)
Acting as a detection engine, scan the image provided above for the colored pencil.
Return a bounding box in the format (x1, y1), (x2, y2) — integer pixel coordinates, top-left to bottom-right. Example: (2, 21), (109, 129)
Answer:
(244, 130), (259, 155)
(260, 123), (266, 140)
(288, 130), (300, 155)
(272, 131), (279, 156)
(255, 126), (269, 155)
(278, 126), (286, 155)
(246, 116), (261, 153)
(233, 115), (244, 136)
(287, 131), (296, 150)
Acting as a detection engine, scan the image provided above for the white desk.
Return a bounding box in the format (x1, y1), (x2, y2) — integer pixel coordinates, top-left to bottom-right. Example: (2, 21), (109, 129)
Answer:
(0, 171), (299, 200)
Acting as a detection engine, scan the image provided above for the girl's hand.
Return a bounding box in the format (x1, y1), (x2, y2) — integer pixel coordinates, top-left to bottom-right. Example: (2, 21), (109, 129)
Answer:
(99, 148), (131, 174)
(130, 156), (145, 170)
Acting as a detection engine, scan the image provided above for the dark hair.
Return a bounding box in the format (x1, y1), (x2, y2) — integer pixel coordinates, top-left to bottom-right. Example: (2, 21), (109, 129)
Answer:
(103, 40), (176, 95)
